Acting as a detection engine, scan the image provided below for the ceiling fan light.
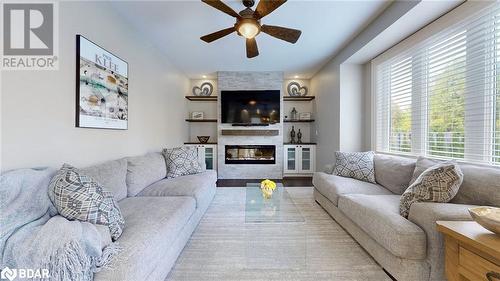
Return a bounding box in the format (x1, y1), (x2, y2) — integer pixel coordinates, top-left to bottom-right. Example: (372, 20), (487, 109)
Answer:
(238, 22), (259, 39)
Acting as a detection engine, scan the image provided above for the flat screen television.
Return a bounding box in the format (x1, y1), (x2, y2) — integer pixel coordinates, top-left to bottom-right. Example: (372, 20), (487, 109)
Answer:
(221, 90), (280, 125)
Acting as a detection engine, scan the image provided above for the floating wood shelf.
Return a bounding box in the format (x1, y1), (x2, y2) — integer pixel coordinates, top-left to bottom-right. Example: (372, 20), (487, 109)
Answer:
(284, 119), (315, 123)
(284, 142), (317, 145)
(284, 96), (315, 101)
(184, 142), (218, 145)
(221, 129), (279, 136)
(185, 119), (217, 122)
(185, 96), (217, 101)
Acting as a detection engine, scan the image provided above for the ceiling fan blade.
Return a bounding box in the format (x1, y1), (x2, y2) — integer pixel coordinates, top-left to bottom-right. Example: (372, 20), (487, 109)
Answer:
(201, 0), (240, 18)
(261, 25), (301, 44)
(254, 0), (287, 19)
(200, 27), (236, 43)
(246, 38), (259, 58)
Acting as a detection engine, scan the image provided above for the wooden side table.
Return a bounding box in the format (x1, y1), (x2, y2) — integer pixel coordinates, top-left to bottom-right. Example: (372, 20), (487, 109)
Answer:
(437, 221), (500, 281)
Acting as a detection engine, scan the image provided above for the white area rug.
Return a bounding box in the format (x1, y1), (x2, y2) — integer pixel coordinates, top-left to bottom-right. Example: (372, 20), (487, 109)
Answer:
(165, 187), (391, 281)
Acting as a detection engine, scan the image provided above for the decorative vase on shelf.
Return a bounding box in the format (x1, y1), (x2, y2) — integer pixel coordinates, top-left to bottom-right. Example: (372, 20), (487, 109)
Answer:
(290, 126), (296, 144)
(291, 107), (298, 120)
(297, 129), (302, 144)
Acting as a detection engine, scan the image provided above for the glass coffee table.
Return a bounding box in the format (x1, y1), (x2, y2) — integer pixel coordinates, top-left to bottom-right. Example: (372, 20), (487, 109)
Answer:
(245, 183), (304, 223)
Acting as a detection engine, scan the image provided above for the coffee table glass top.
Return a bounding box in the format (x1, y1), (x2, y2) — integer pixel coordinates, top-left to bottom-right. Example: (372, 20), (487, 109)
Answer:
(245, 183), (304, 223)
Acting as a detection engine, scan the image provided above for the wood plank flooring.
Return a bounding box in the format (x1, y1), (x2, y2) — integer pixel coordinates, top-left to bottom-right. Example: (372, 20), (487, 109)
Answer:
(165, 187), (391, 281)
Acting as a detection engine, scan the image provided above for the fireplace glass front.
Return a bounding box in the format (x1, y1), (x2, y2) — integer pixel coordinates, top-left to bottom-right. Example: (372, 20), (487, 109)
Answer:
(225, 145), (276, 164)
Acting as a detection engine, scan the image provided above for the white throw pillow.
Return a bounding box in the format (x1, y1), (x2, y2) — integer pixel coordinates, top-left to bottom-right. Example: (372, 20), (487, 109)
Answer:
(333, 151), (376, 183)
(163, 146), (204, 178)
(399, 162), (463, 218)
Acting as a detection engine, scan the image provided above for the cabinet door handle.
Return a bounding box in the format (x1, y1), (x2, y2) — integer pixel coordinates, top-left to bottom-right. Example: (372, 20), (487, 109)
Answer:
(487, 271), (500, 281)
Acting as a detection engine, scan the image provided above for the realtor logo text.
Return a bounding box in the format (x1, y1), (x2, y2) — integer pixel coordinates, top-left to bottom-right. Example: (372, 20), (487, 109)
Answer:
(1, 2), (58, 70)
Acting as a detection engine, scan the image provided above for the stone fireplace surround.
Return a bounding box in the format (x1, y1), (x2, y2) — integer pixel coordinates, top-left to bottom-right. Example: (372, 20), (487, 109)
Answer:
(217, 71), (284, 179)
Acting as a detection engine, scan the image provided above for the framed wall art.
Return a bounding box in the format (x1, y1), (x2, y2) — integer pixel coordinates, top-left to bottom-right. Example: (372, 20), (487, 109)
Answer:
(76, 35), (128, 129)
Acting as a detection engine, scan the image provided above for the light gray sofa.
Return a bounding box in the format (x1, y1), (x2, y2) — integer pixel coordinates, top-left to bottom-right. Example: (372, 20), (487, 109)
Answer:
(313, 154), (500, 281)
(79, 152), (216, 281)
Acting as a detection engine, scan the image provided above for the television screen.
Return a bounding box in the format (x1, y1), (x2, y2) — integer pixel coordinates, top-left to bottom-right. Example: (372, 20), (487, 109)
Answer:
(221, 90), (280, 124)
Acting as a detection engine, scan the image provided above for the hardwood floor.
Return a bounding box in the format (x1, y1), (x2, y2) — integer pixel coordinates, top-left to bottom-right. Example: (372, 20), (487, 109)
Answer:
(217, 177), (313, 187)
(165, 187), (391, 281)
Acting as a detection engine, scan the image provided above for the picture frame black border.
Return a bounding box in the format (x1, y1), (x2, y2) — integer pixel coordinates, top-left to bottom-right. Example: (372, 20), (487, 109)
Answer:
(75, 34), (129, 130)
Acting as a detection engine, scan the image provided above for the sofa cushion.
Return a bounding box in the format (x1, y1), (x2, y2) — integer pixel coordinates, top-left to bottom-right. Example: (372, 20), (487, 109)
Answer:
(138, 170), (217, 208)
(400, 162), (463, 218)
(94, 196), (196, 281)
(163, 146), (204, 179)
(338, 194), (426, 260)
(80, 158), (128, 201)
(48, 164), (125, 240)
(374, 154), (415, 195)
(333, 151), (376, 183)
(126, 152), (167, 197)
(312, 172), (393, 206)
(453, 164), (500, 207)
(409, 157), (500, 206)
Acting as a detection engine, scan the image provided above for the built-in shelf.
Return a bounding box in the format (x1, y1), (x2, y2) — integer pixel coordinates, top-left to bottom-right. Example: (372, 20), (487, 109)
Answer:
(284, 142), (317, 145)
(284, 119), (315, 123)
(185, 119), (217, 122)
(186, 96), (315, 101)
(184, 142), (217, 145)
(185, 96), (217, 101)
(284, 96), (315, 101)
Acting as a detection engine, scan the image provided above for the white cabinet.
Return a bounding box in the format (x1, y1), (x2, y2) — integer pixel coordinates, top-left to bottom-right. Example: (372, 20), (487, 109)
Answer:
(283, 145), (315, 174)
(185, 144), (217, 171)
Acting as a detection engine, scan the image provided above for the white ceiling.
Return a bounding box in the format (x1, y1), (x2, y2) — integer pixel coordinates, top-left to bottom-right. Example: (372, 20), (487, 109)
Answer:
(111, 0), (390, 79)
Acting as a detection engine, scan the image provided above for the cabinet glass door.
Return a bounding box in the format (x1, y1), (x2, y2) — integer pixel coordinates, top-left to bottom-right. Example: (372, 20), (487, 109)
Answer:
(286, 147), (297, 172)
(205, 147), (214, 170)
(301, 147), (311, 171)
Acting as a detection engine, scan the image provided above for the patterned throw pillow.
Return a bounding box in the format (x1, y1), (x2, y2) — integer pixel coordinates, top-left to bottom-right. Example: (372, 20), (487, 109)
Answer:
(333, 151), (376, 183)
(48, 164), (125, 241)
(399, 162), (463, 218)
(163, 146), (204, 178)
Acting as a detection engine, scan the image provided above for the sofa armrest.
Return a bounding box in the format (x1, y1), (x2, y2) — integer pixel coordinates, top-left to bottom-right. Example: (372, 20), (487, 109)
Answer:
(407, 202), (475, 280)
(324, 164), (334, 174)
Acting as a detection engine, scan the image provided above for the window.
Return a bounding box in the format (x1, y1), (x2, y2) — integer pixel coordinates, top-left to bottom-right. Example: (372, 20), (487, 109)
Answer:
(390, 57), (412, 153)
(375, 4), (500, 166)
(427, 31), (466, 159)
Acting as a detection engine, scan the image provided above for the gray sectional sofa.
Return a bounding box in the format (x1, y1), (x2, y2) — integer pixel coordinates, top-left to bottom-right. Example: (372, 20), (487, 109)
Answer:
(313, 154), (500, 281)
(79, 152), (217, 281)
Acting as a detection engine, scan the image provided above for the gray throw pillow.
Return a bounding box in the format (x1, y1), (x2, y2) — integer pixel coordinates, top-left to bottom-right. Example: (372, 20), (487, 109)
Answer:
(48, 164), (125, 241)
(333, 151), (376, 183)
(399, 162), (463, 218)
(163, 146), (204, 178)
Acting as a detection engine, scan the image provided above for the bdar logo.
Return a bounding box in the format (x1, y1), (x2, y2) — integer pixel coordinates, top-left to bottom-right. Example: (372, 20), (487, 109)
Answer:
(3, 3), (53, 56)
(1, 267), (17, 281)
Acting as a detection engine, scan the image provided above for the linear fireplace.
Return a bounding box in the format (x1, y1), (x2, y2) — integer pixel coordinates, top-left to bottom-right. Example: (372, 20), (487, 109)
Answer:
(225, 145), (276, 164)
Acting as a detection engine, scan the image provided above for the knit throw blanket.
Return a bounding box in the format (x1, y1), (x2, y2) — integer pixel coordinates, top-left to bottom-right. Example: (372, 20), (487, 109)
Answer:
(0, 168), (120, 281)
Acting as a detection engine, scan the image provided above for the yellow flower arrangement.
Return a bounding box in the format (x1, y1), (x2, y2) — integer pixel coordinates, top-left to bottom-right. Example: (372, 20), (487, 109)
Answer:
(260, 179), (277, 199)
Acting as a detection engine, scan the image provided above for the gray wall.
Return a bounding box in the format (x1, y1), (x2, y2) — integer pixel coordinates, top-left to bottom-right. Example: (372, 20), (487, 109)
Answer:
(310, 1), (419, 169)
(0, 1), (189, 171)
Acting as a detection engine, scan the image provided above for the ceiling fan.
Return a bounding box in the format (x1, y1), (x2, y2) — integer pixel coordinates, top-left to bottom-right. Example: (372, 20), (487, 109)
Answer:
(200, 0), (302, 58)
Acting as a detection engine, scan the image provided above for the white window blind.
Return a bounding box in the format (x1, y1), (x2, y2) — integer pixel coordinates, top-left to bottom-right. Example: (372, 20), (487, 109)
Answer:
(375, 3), (500, 166)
